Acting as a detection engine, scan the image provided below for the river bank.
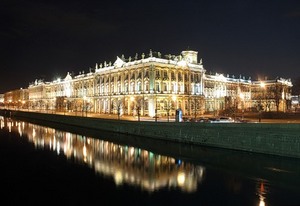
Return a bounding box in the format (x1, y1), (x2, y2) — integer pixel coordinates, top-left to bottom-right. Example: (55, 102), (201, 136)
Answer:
(1, 109), (300, 159)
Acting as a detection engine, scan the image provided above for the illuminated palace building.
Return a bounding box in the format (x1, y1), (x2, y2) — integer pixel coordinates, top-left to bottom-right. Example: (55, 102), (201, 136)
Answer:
(4, 50), (293, 116)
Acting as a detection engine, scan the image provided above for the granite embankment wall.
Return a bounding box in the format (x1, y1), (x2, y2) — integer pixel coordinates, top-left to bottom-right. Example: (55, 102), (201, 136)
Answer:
(3, 110), (300, 159)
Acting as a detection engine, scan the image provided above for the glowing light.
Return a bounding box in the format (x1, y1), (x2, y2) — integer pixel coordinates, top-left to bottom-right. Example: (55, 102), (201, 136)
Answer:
(259, 198), (265, 206)
(129, 147), (135, 156)
(177, 59), (188, 67)
(83, 144), (87, 157)
(32, 128), (36, 138)
(214, 73), (227, 82)
(57, 141), (60, 154)
(177, 172), (186, 186)
(240, 93), (244, 99)
(172, 95), (177, 101)
(65, 86), (71, 97)
(257, 181), (267, 206)
(114, 170), (123, 185)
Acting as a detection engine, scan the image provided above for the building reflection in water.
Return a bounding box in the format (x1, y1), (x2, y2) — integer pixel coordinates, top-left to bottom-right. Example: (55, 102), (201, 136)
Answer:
(256, 179), (268, 206)
(1, 117), (205, 192)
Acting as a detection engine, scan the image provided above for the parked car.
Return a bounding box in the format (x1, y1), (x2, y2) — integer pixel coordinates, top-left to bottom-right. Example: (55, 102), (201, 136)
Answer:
(198, 117), (209, 123)
(209, 116), (234, 123)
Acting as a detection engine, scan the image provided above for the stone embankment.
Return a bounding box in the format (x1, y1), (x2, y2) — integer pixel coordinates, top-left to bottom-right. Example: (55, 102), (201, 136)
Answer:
(2, 109), (300, 159)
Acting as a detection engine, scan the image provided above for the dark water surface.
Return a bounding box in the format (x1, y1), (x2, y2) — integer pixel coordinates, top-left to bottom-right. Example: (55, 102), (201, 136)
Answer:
(1, 116), (300, 206)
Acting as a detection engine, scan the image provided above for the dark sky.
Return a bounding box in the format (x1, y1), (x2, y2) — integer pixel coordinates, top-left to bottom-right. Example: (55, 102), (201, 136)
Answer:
(1, 0), (299, 93)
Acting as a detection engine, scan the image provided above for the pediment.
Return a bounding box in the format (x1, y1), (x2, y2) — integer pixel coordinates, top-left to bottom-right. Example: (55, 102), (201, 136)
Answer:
(114, 56), (125, 68)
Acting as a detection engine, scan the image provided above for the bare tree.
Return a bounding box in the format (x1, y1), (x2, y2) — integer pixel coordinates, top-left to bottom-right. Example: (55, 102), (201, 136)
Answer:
(292, 77), (300, 95)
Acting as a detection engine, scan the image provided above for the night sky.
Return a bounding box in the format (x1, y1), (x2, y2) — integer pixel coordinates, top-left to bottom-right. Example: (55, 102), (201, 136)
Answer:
(1, 0), (299, 93)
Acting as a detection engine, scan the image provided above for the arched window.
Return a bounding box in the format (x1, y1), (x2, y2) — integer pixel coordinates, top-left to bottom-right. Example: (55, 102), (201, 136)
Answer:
(144, 81), (149, 92)
(130, 82), (134, 92)
(118, 83), (121, 93)
(155, 70), (160, 78)
(111, 84), (114, 93)
(101, 85), (104, 94)
(163, 70), (168, 79)
(144, 71), (149, 78)
(163, 82), (168, 92)
(155, 82), (160, 92)
(178, 72), (182, 81)
(137, 81), (142, 92)
(106, 84), (109, 94)
(184, 73), (188, 81)
(171, 71), (175, 80)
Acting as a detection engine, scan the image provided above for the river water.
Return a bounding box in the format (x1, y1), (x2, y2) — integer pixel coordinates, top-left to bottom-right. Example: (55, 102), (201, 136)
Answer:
(0, 115), (300, 206)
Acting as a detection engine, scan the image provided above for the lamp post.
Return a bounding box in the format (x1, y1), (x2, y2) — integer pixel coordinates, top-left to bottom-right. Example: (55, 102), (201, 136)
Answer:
(194, 96), (198, 120)
(166, 99), (170, 122)
(85, 97), (89, 117)
(172, 95), (177, 122)
(129, 96), (135, 119)
(82, 96), (86, 117)
(22, 100), (25, 111)
(259, 82), (265, 122)
(52, 98), (56, 114)
(63, 99), (66, 115)
(155, 91), (158, 122)
(239, 93), (245, 120)
(117, 101), (121, 120)
(137, 105), (140, 121)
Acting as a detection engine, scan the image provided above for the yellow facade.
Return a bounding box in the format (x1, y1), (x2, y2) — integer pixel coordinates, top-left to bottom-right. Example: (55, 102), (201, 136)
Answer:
(3, 50), (293, 116)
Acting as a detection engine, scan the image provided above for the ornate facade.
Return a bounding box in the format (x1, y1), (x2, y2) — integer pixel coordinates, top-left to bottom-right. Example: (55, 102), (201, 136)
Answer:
(3, 50), (293, 117)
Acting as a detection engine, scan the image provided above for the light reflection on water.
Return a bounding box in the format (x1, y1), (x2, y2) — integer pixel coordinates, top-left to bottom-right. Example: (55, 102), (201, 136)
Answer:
(1, 116), (205, 193)
(2, 116), (300, 205)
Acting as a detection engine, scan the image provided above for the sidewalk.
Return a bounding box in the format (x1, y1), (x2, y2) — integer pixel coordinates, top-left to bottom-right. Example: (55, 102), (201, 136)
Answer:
(79, 112), (300, 123)
(5, 108), (300, 123)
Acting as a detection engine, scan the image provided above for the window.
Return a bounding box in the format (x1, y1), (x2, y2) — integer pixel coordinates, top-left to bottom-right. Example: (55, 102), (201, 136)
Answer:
(178, 72), (182, 81)
(156, 70), (160, 78)
(144, 82), (149, 92)
(144, 71), (149, 78)
(118, 84), (121, 93)
(163, 70), (168, 79)
(171, 71), (175, 81)
(155, 82), (160, 92)
(130, 82), (134, 92)
(137, 81), (142, 92)
(163, 82), (168, 92)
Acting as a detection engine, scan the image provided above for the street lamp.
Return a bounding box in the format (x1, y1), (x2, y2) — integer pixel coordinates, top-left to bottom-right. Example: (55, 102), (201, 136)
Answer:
(117, 99), (121, 120)
(172, 95), (177, 122)
(258, 82), (265, 122)
(82, 96), (86, 117)
(52, 98), (56, 114)
(155, 92), (158, 122)
(239, 93), (245, 120)
(22, 100), (25, 110)
(166, 98), (171, 122)
(130, 96), (135, 118)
